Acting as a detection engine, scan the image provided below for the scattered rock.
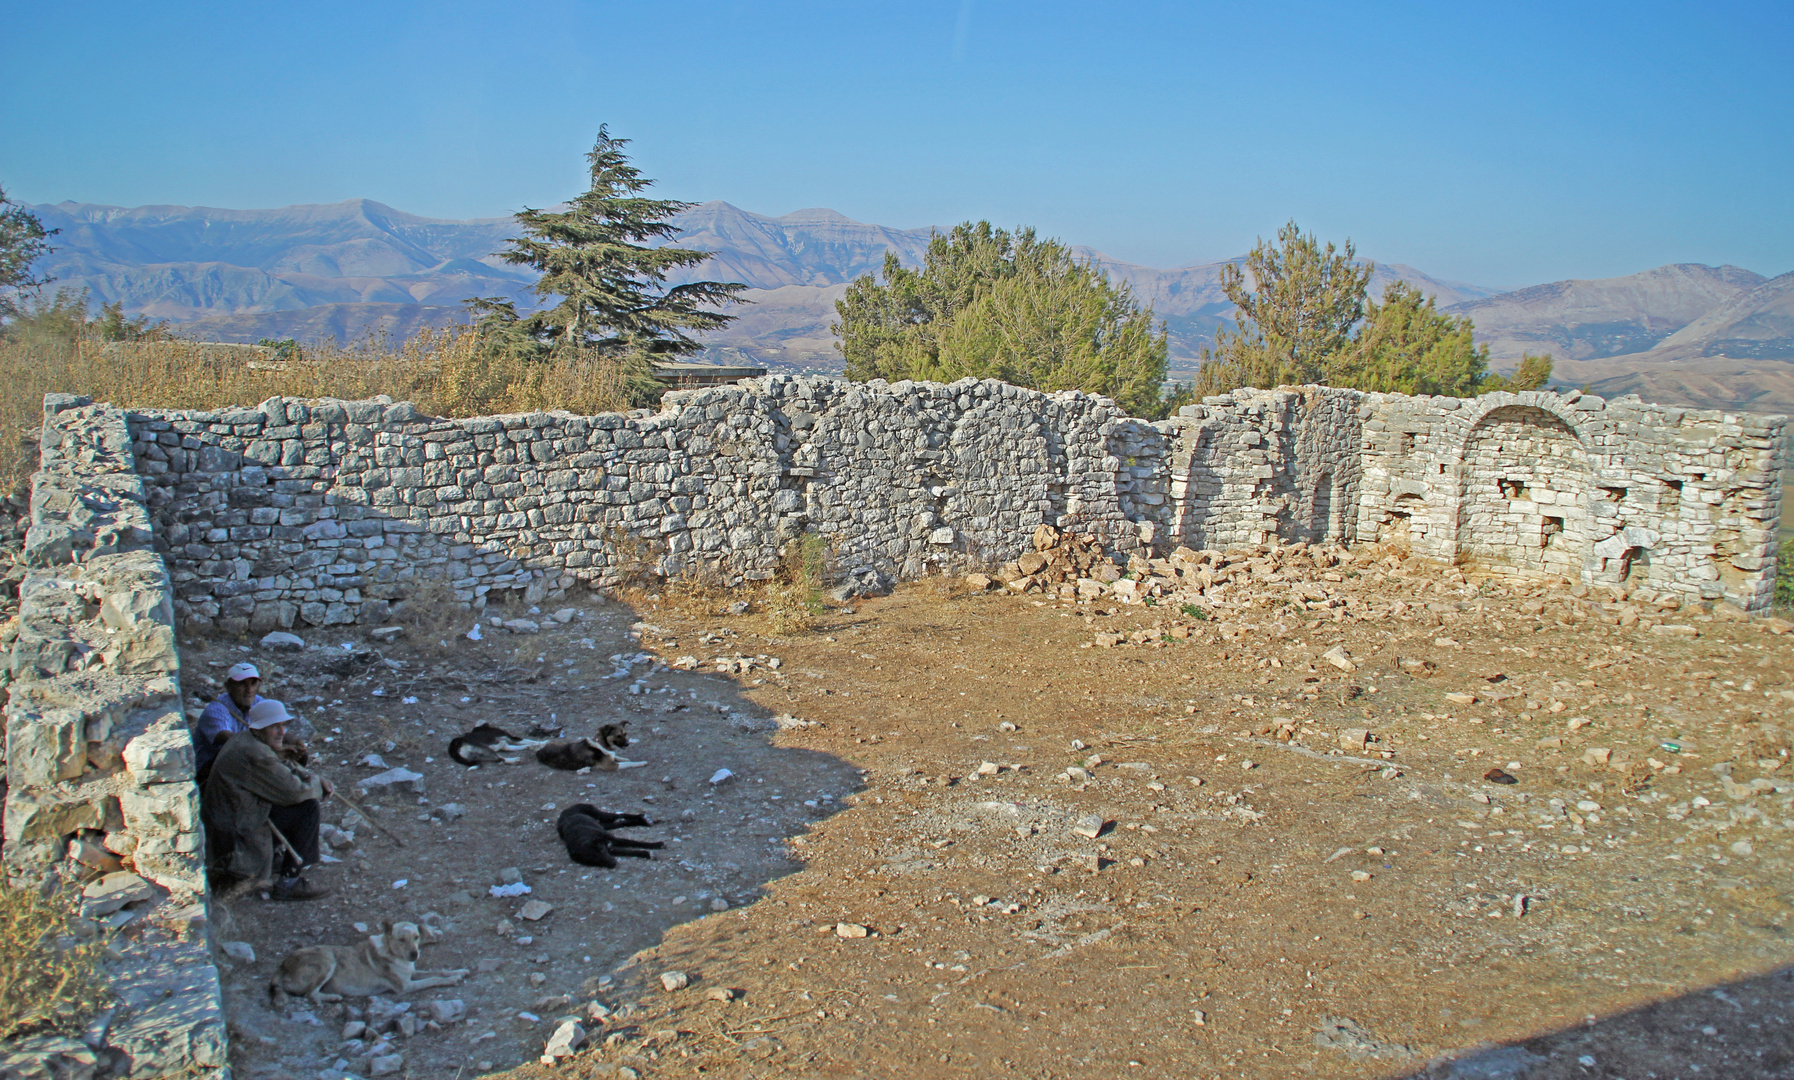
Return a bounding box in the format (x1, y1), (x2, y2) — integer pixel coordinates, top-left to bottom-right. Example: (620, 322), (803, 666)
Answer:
(835, 922), (870, 939)
(517, 900), (554, 922)
(369, 1054), (404, 1076)
(359, 766), (425, 793)
(540, 1019), (586, 1064)
(659, 971), (690, 992)
(222, 940), (256, 964)
(368, 625), (404, 642)
(260, 631), (307, 652)
(1322, 646), (1356, 672)
(1441, 1045), (1544, 1080)
(499, 867), (524, 885)
(1483, 767), (1517, 785)
(1072, 814), (1109, 840)
(706, 987), (738, 1001)
(428, 999), (467, 1024)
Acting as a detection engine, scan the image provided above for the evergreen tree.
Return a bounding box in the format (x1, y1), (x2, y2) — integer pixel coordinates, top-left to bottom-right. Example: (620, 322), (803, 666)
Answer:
(834, 222), (1184, 418)
(469, 127), (746, 364)
(1326, 280), (1490, 396)
(1194, 221), (1373, 395)
(0, 185), (56, 320)
(1480, 352), (1553, 392)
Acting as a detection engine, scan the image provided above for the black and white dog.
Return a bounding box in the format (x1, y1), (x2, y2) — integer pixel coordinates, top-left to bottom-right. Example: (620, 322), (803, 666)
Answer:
(555, 804), (663, 868)
(535, 723), (643, 771)
(446, 723), (545, 767)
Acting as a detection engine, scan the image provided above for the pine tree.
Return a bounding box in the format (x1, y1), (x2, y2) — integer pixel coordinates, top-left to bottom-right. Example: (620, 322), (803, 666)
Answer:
(1326, 280), (1490, 396)
(834, 222), (1184, 418)
(469, 127), (746, 363)
(0, 185), (56, 320)
(1194, 221), (1373, 395)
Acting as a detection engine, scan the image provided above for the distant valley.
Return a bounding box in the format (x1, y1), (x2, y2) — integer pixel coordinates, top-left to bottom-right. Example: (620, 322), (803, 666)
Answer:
(26, 198), (1794, 413)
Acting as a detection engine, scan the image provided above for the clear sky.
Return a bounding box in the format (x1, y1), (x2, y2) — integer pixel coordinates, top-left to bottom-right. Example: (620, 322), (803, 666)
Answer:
(2, 1), (1789, 288)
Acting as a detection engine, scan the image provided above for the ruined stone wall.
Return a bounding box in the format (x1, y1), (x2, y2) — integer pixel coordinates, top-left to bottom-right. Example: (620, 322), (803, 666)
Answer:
(126, 376), (1172, 633)
(4, 394), (227, 1075)
(1355, 389), (1785, 611)
(1167, 387), (1366, 551)
(93, 378), (1794, 637)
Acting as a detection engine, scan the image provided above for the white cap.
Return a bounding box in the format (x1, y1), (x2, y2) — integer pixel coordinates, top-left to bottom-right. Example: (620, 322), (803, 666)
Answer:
(227, 662), (261, 683)
(245, 699), (293, 730)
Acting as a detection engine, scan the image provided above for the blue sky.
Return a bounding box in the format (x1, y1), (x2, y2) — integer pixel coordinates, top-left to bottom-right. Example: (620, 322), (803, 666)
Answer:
(2, 1), (1789, 287)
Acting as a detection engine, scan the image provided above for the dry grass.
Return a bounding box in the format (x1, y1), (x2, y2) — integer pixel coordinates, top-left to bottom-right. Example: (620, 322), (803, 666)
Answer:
(0, 327), (646, 490)
(0, 884), (109, 1040)
(765, 533), (832, 635)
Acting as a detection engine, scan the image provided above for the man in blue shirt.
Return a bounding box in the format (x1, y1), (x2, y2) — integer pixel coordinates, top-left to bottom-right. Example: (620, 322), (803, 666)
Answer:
(196, 662), (264, 780)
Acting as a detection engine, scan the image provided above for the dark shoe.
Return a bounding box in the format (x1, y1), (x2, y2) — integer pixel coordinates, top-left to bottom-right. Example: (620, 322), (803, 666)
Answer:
(269, 876), (332, 902)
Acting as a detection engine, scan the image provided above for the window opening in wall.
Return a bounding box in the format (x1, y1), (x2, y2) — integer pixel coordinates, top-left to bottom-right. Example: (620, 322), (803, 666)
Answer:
(1621, 546), (1650, 582)
(1499, 479), (1526, 500)
(1438, 462), (1447, 475)
(1597, 485), (1626, 503)
(1395, 431), (1414, 457)
(1663, 479), (1683, 512)
(1542, 516), (1565, 547)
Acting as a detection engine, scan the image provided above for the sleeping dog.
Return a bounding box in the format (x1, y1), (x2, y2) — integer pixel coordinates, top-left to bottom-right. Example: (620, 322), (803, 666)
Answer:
(556, 804), (663, 868)
(269, 920), (467, 1004)
(535, 723), (643, 771)
(446, 723), (545, 767)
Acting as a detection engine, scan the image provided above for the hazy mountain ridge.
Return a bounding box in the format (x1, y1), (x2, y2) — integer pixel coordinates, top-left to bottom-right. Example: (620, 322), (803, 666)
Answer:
(25, 198), (1794, 412)
(1442, 263), (1769, 361)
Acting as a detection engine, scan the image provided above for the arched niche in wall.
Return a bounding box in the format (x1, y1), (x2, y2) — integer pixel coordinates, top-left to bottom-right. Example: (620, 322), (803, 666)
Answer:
(1455, 403), (1592, 577)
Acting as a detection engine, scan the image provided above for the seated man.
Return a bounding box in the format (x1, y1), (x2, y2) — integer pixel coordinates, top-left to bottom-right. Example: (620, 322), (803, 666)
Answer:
(202, 699), (335, 901)
(195, 661), (264, 781)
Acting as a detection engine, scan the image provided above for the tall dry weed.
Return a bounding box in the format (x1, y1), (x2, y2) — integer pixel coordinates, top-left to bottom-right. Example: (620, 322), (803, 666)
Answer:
(0, 327), (648, 489)
(0, 884), (109, 1040)
(765, 532), (831, 635)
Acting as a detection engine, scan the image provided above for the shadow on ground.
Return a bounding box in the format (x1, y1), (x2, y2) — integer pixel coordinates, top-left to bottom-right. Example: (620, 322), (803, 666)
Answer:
(1404, 965), (1794, 1079)
(196, 593), (863, 1079)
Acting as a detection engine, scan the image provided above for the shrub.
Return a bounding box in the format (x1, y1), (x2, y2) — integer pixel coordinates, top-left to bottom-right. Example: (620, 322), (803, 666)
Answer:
(1776, 536), (1794, 609)
(0, 884), (109, 1040)
(765, 533), (830, 634)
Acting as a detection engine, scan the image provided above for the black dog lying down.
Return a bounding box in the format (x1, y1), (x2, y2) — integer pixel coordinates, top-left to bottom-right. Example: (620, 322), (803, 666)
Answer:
(446, 723), (544, 766)
(556, 804), (663, 868)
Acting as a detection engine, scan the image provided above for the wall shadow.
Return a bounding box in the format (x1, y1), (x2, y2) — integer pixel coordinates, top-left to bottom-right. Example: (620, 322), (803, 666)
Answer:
(1395, 965), (1794, 1079)
(202, 588), (865, 1077)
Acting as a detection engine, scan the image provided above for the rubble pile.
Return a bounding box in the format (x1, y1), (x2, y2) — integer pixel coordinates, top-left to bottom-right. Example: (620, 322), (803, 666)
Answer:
(969, 534), (1779, 651)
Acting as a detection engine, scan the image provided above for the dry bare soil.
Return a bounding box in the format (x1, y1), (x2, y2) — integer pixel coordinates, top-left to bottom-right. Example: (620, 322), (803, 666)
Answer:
(205, 548), (1794, 1080)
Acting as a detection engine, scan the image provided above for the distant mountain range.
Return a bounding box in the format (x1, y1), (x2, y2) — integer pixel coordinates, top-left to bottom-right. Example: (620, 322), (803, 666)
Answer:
(25, 198), (1794, 412)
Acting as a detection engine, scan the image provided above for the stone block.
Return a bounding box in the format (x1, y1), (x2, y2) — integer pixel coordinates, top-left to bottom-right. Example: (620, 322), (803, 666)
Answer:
(7, 705), (88, 784)
(119, 782), (201, 837)
(121, 712), (195, 785)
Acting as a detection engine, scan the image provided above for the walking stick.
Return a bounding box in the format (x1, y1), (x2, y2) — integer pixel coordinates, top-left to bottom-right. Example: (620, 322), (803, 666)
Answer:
(268, 819), (305, 870)
(333, 788), (407, 849)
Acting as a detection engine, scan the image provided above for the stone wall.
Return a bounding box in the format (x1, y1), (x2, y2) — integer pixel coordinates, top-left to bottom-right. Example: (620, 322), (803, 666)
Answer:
(118, 377), (1786, 628)
(1165, 386), (1366, 552)
(4, 395), (226, 1075)
(127, 377), (1171, 634)
(1354, 389), (1786, 611)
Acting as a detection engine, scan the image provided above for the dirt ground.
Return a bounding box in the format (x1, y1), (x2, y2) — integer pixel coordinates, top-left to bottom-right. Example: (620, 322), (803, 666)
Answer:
(202, 545), (1794, 1080)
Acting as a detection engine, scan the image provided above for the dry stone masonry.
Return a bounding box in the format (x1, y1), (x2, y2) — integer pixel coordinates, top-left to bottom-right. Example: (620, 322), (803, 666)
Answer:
(110, 378), (1785, 636)
(4, 394), (226, 1077)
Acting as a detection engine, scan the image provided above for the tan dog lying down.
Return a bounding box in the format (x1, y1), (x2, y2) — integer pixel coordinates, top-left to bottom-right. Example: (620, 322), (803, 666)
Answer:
(270, 920), (468, 1003)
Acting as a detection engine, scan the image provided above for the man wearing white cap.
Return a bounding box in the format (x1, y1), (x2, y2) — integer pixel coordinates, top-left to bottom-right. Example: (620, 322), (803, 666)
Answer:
(195, 661), (265, 780)
(202, 698), (335, 901)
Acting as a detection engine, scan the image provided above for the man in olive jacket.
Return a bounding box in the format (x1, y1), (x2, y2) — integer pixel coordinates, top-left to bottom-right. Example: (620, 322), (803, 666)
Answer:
(202, 699), (334, 901)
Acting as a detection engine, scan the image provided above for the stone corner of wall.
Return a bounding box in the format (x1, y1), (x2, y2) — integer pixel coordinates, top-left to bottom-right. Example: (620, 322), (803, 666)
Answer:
(3, 398), (226, 1075)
